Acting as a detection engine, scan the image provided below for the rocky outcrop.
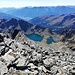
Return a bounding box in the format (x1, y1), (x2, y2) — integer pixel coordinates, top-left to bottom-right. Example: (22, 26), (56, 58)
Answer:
(0, 32), (75, 75)
(60, 29), (75, 51)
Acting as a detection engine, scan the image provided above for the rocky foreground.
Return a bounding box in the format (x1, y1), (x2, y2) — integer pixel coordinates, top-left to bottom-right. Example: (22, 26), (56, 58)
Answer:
(0, 32), (75, 75)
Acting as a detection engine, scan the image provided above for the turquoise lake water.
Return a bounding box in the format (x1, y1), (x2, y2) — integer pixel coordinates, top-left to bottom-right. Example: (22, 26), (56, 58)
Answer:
(46, 37), (55, 44)
(25, 33), (54, 44)
(25, 33), (43, 42)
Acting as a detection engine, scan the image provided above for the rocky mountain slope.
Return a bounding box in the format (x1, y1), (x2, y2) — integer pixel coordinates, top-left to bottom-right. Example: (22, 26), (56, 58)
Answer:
(61, 29), (75, 39)
(0, 17), (55, 46)
(0, 18), (52, 37)
(0, 32), (75, 75)
(0, 18), (33, 33)
(30, 14), (75, 33)
(61, 29), (75, 51)
(0, 11), (75, 75)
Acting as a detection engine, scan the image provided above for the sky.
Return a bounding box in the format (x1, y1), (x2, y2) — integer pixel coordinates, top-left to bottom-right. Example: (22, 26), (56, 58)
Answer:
(0, 0), (75, 8)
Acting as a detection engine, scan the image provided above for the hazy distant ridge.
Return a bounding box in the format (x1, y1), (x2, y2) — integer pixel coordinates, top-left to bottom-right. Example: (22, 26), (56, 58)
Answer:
(0, 6), (75, 20)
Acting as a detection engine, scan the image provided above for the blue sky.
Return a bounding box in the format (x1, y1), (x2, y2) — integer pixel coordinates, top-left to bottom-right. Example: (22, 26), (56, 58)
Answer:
(0, 0), (75, 8)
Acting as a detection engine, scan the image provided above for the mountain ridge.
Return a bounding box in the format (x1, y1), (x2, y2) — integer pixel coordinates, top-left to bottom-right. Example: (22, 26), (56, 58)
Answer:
(1, 6), (75, 20)
(29, 14), (75, 33)
(0, 17), (53, 40)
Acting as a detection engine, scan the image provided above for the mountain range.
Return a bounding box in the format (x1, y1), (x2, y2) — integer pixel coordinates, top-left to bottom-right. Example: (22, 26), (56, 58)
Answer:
(0, 6), (75, 75)
(0, 6), (75, 20)
(0, 18), (52, 39)
(29, 14), (75, 33)
(0, 6), (75, 41)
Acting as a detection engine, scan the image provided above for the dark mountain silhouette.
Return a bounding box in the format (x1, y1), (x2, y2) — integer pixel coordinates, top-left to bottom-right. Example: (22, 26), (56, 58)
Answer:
(0, 18), (33, 32)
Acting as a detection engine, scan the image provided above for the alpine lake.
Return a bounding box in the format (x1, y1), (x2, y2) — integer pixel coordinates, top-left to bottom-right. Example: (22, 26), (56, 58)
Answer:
(25, 33), (54, 44)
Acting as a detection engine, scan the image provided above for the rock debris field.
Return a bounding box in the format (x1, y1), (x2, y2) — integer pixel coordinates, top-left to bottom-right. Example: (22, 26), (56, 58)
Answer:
(0, 33), (75, 75)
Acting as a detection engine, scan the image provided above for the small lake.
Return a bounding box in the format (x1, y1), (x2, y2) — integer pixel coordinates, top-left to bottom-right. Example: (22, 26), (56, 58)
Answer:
(46, 37), (55, 44)
(25, 33), (43, 42)
(25, 33), (55, 44)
